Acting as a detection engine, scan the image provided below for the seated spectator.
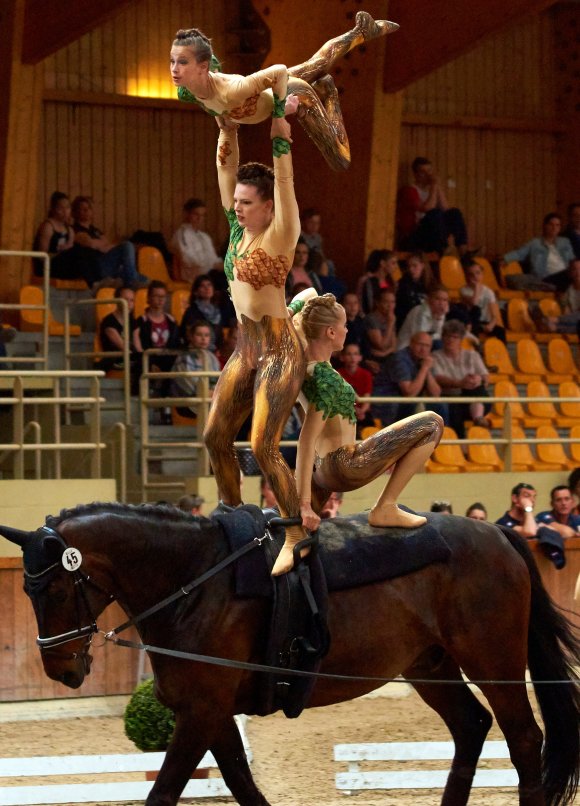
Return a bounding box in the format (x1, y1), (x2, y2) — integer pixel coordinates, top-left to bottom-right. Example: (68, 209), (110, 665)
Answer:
(180, 275), (224, 350)
(170, 197), (223, 283)
(357, 249), (399, 314)
(569, 468), (580, 515)
(503, 212), (575, 292)
(33, 191), (102, 288)
(321, 492), (343, 519)
(432, 319), (490, 438)
(536, 485), (580, 539)
(337, 343), (375, 437)
(395, 252), (435, 328)
(171, 320), (220, 417)
(466, 502), (487, 521)
(99, 286), (139, 381)
(307, 250), (346, 298)
(459, 257), (505, 342)
(371, 332), (448, 427)
(363, 288), (397, 371)
(177, 494), (205, 515)
(397, 284), (449, 350)
(431, 500), (453, 514)
(286, 238), (318, 296)
(343, 292), (366, 349)
(216, 324), (239, 368)
(496, 482), (565, 569)
(134, 281), (180, 374)
(300, 207), (336, 275)
(395, 157), (468, 254)
(563, 202), (580, 260)
(542, 260), (580, 333)
(71, 195), (148, 288)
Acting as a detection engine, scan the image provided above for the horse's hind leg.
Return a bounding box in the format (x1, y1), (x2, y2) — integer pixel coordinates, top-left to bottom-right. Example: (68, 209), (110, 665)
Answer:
(210, 716), (271, 806)
(404, 649), (493, 806)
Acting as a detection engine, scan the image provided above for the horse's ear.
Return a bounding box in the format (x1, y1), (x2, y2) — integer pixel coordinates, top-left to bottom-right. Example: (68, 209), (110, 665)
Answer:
(0, 525), (34, 548)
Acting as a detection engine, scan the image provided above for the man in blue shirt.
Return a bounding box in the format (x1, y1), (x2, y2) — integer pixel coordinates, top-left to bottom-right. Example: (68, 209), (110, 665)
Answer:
(536, 485), (580, 537)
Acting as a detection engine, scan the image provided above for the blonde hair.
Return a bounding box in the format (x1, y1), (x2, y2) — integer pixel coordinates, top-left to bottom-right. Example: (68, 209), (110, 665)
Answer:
(299, 294), (344, 341)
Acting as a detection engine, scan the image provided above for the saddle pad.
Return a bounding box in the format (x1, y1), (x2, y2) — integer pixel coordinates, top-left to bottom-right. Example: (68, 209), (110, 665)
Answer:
(214, 508), (450, 599)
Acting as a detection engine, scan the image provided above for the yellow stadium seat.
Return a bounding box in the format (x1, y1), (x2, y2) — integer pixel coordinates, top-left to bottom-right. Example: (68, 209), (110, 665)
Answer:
(548, 338), (579, 381)
(506, 298), (535, 341)
(171, 289), (190, 326)
(134, 287), (148, 319)
(505, 425), (535, 472)
(539, 298), (561, 319)
(535, 425), (575, 470)
(172, 407), (197, 426)
(466, 425), (503, 471)
(360, 426), (381, 439)
(138, 246), (189, 291)
(95, 287), (117, 325)
(558, 382), (580, 427)
(483, 337), (516, 383)
(439, 256), (465, 300)
(524, 380), (556, 428)
(19, 286), (81, 336)
(569, 425), (580, 465)
(428, 426), (482, 472)
(488, 380), (524, 428)
(515, 338), (549, 382)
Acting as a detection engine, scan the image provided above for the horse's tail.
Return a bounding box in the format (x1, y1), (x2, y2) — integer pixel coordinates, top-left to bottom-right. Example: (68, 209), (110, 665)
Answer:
(498, 526), (580, 806)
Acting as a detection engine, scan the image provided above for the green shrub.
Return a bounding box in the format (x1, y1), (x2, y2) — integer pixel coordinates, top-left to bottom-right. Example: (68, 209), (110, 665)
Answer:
(124, 678), (175, 752)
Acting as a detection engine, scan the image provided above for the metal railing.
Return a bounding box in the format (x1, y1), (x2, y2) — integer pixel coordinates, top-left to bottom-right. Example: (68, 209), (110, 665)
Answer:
(0, 250), (50, 366)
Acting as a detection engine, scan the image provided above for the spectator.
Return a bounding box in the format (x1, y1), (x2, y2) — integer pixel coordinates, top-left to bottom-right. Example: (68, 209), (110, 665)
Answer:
(180, 275), (224, 350)
(343, 292), (366, 349)
(542, 260), (580, 334)
(431, 500), (453, 514)
(466, 502), (487, 520)
(300, 207), (336, 274)
(358, 249), (399, 314)
(171, 320), (220, 418)
(33, 191), (102, 288)
(177, 494), (205, 515)
(134, 280), (180, 373)
(536, 485), (580, 538)
(216, 324), (239, 368)
(337, 343), (375, 437)
(99, 286), (140, 386)
(495, 482), (565, 569)
(363, 288), (397, 371)
(563, 202), (580, 259)
(395, 252), (435, 328)
(397, 285), (450, 350)
(71, 195), (149, 288)
(503, 212), (575, 292)
(432, 319), (490, 437)
(460, 258), (505, 342)
(307, 250), (346, 298)
(395, 157), (468, 254)
(286, 238), (318, 296)
(569, 467), (580, 515)
(170, 197), (223, 283)
(321, 492), (343, 519)
(372, 332), (448, 427)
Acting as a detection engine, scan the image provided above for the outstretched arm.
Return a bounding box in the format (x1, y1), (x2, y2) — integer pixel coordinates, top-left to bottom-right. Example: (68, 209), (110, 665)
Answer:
(224, 64), (288, 111)
(216, 118), (239, 211)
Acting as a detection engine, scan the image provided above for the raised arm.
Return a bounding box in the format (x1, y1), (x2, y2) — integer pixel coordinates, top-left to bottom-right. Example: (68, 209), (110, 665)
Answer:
(216, 120), (239, 211)
(268, 113), (301, 256)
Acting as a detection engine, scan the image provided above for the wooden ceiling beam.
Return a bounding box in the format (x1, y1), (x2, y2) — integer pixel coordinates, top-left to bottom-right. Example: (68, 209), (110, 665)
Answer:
(384, 0), (558, 93)
(22, 0), (135, 64)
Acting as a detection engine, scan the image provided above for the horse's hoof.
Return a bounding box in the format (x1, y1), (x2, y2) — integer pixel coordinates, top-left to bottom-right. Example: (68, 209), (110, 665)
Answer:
(355, 11), (399, 40)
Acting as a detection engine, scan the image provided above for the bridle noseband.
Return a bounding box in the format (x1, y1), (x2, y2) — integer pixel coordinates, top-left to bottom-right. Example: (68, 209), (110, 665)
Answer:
(24, 526), (114, 654)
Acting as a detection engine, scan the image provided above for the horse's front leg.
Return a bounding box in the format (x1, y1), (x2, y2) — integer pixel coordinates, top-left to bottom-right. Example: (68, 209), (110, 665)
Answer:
(210, 715), (271, 806)
(145, 708), (215, 806)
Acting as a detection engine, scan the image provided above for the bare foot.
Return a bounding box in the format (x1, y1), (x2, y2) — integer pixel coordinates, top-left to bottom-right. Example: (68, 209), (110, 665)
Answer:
(271, 542), (310, 576)
(368, 503), (427, 529)
(355, 11), (399, 40)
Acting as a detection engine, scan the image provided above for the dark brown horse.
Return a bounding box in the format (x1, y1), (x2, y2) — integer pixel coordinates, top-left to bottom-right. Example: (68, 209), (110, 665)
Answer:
(0, 503), (579, 806)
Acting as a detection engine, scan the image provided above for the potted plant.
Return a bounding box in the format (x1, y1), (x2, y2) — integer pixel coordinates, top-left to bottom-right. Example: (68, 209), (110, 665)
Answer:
(124, 678), (209, 780)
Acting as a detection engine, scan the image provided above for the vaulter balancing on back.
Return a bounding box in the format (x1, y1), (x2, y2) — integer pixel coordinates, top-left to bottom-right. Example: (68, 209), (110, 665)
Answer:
(202, 96), (308, 575)
(170, 12), (398, 171)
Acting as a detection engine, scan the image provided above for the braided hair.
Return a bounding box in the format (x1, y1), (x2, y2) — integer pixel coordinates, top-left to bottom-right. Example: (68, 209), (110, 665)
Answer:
(299, 294), (344, 341)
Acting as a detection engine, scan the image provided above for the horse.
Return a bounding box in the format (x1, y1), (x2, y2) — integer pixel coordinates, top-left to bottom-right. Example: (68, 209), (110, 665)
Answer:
(0, 501), (579, 806)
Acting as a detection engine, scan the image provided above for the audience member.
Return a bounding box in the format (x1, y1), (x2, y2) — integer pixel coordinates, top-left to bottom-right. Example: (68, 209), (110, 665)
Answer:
(563, 202), (580, 259)
(286, 238), (318, 295)
(180, 275), (224, 350)
(307, 250), (346, 298)
(503, 212), (575, 292)
(342, 292), (366, 349)
(71, 195), (148, 288)
(395, 157), (468, 254)
(99, 286), (139, 382)
(134, 281), (180, 373)
(33, 191), (102, 287)
(466, 502), (487, 520)
(395, 252), (435, 328)
(397, 285), (449, 350)
(170, 197), (223, 282)
(321, 492), (343, 519)
(171, 320), (220, 417)
(337, 343), (375, 437)
(177, 494), (205, 515)
(430, 500), (453, 514)
(300, 207), (335, 274)
(536, 485), (580, 538)
(460, 258), (505, 342)
(569, 468), (580, 515)
(495, 482), (565, 569)
(357, 249), (398, 314)
(216, 324), (239, 368)
(432, 319), (490, 437)
(371, 332), (448, 426)
(363, 288), (397, 371)
(542, 260), (580, 334)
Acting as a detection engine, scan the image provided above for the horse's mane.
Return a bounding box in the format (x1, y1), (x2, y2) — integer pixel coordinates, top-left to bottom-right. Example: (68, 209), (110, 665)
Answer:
(45, 501), (210, 529)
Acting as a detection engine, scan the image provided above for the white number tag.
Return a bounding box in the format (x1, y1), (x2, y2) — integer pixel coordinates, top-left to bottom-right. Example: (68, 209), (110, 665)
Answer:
(62, 547), (82, 571)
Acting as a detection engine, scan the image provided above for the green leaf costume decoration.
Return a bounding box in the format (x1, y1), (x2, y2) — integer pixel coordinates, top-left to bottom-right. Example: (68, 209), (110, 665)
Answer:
(223, 208), (244, 283)
(303, 362), (357, 424)
(177, 85), (219, 116)
(272, 137), (291, 158)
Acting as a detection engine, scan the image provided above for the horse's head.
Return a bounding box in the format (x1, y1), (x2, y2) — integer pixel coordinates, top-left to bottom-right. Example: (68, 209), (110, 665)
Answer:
(0, 523), (114, 689)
